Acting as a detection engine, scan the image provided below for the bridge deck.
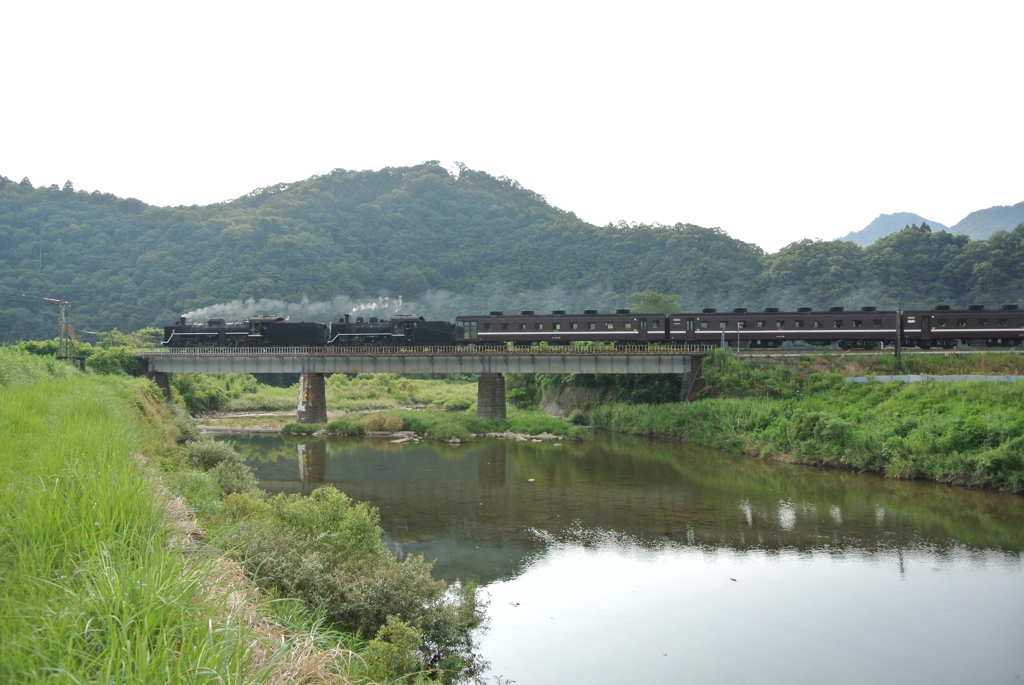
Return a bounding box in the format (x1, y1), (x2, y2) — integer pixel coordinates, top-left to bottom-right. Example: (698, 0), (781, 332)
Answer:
(139, 346), (711, 374)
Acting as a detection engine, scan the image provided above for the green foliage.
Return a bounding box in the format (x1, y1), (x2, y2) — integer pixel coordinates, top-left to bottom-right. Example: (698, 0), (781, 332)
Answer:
(180, 436), (239, 470)
(626, 289), (681, 315)
(281, 422), (319, 435)
(0, 347), (78, 385)
(589, 357), (1024, 491)
(226, 487), (486, 680)
(324, 418), (364, 435)
(362, 616), (425, 683)
(172, 469), (223, 514)
(170, 372), (261, 414)
(213, 455), (260, 495)
(177, 438), (259, 497)
(442, 396), (472, 412)
(506, 387), (534, 409)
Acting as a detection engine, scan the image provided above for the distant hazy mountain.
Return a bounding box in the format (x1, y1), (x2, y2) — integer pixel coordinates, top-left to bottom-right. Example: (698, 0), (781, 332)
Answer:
(843, 201), (1024, 246)
(949, 201), (1024, 240)
(841, 213), (949, 246)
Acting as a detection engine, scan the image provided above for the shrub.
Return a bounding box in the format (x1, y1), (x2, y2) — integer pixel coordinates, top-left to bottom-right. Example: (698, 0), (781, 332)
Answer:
(227, 487), (485, 678)
(442, 397), (472, 412)
(86, 346), (142, 376)
(281, 422), (319, 435)
(360, 413), (404, 432)
(213, 455), (260, 495)
(506, 388), (534, 409)
(424, 419), (472, 442)
(324, 418), (364, 435)
(180, 437), (238, 470)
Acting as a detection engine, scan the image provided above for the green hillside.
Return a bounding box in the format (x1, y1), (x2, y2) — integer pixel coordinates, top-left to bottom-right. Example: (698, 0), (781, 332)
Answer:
(1, 164), (1023, 343)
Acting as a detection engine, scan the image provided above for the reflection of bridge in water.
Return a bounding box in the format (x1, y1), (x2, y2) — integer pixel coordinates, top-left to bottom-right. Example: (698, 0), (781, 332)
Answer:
(140, 347), (707, 422)
(233, 435), (1024, 584)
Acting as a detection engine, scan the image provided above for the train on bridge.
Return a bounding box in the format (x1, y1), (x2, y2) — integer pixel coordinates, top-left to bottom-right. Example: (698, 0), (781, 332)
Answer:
(162, 304), (1024, 351)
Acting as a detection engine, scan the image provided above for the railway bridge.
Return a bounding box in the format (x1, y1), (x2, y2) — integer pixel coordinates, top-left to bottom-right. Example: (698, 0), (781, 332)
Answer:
(138, 346), (712, 422)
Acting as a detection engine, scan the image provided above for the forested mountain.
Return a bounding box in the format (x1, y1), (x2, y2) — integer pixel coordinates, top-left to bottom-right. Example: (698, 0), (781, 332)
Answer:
(841, 212), (948, 246)
(1, 164), (1023, 343)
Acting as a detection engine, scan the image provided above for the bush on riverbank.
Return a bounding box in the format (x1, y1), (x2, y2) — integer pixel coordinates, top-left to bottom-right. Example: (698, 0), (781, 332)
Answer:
(588, 351), (1024, 491)
(219, 487), (486, 681)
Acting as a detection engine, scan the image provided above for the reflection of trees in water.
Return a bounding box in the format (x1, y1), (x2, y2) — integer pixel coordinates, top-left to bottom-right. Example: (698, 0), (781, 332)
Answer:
(225, 435), (1024, 558)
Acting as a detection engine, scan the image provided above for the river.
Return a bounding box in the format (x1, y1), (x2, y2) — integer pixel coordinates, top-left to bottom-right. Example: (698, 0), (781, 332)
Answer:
(222, 433), (1024, 684)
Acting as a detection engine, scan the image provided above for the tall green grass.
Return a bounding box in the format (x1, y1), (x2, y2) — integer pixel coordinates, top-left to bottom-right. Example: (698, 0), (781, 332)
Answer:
(590, 373), (1024, 491)
(0, 372), (300, 683)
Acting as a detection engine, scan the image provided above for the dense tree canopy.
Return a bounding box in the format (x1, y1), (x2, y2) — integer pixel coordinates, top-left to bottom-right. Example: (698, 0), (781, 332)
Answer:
(1, 165), (1022, 343)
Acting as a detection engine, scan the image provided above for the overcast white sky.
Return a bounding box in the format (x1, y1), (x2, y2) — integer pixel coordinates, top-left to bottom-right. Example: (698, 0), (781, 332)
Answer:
(2, 1), (1021, 253)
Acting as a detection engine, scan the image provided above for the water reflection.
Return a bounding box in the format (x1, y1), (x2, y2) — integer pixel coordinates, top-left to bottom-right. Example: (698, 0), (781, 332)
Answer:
(224, 433), (1024, 685)
(225, 433), (1024, 584)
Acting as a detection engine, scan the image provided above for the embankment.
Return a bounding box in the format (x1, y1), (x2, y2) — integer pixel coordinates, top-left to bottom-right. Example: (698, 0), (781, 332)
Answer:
(572, 350), (1024, 492)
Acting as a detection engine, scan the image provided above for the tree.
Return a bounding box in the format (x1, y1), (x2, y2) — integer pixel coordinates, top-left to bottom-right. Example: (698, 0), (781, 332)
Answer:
(627, 290), (681, 315)
(62, 180), (74, 192)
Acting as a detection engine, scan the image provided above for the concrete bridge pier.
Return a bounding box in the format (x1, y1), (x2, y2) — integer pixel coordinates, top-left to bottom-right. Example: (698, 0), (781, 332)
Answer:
(681, 357), (706, 402)
(149, 371), (172, 401)
(297, 372), (328, 424)
(477, 372), (507, 420)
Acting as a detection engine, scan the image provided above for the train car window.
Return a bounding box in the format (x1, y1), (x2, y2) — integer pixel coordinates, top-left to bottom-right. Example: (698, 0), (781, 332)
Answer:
(937, 319), (947, 327)
(484, 323), (492, 331)
(518, 323), (527, 330)
(756, 320), (765, 329)
(873, 319), (883, 327)
(776, 320), (784, 329)
(853, 320), (863, 328)
(833, 320), (843, 328)
(957, 319), (967, 327)
(588, 323), (597, 330)
(700, 321), (709, 329)
(737, 321), (747, 329)
(624, 322), (633, 330)
(794, 320), (804, 328)
(718, 321), (727, 329)
(501, 323), (509, 330)
(998, 318), (1008, 327)
(553, 323), (562, 330)
(571, 323), (579, 330)
(978, 318), (988, 326)
(606, 322), (615, 330)
(535, 323), (544, 330)
(813, 320), (823, 329)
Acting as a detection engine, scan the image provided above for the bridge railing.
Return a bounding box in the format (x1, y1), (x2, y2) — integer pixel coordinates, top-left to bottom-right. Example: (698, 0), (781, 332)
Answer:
(141, 344), (717, 356)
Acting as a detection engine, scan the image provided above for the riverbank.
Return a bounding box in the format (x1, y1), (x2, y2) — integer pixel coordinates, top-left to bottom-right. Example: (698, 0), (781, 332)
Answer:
(582, 350), (1024, 492)
(0, 348), (486, 683)
(0, 350), (360, 683)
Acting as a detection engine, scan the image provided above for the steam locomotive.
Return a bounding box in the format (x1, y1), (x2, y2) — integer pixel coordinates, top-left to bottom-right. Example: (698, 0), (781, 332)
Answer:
(163, 304), (1024, 350)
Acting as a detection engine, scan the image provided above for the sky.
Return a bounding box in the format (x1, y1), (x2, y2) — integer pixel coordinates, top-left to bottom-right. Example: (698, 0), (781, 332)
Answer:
(2, 1), (1022, 253)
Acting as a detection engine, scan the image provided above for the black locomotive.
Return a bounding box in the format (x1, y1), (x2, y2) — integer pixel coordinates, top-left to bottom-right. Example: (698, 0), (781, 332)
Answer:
(162, 314), (460, 348)
(163, 304), (1024, 350)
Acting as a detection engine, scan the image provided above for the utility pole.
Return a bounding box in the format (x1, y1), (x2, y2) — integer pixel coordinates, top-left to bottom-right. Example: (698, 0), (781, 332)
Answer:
(895, 298), (903, 366)
(42, 297), (71, 358)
